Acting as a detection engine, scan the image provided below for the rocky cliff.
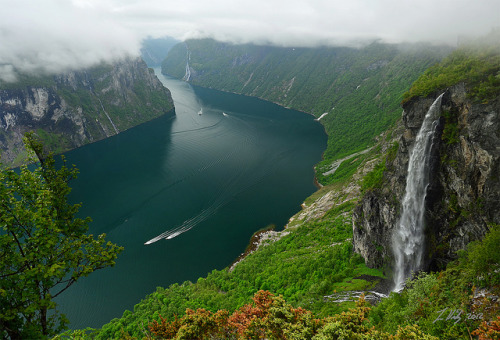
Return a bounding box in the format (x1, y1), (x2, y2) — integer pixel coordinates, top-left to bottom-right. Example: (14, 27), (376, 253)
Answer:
(0, 58), (174, 166)
(352, 84), (500, 272)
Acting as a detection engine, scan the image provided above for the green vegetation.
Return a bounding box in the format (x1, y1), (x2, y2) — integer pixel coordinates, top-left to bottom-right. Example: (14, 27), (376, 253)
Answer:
(1, 59), (174, 167)
(61, 291), (439, 339)
(145, 290), (439, 339)
(441, 109), (460, 145)
(371, 225), (500, 339)
(162, 39), (450, 185)
(361, 161), (386, 192)
(403, 40), (500, 104)
(35, 129), (73, 155)
(316, 155), (366, 185)
(0, 134), (123, 338)
(92, 197), (387, 338)
(360, 142), (399, 193)
(65, 225), (499, 339)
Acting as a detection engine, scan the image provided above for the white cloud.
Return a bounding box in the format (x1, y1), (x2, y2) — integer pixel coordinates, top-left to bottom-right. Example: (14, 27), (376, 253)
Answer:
(1, 0), (499, 81)
(106, 0), (499, 46)
(0, 0), (139, 81)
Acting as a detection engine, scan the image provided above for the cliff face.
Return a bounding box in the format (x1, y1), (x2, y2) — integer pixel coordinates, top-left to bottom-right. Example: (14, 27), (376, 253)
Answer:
(353, 84), (500, 271)
(0, 58), (174, 166)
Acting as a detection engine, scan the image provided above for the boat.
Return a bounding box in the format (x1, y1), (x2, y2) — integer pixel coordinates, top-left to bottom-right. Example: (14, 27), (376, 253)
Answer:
(198, 109), (203, 115)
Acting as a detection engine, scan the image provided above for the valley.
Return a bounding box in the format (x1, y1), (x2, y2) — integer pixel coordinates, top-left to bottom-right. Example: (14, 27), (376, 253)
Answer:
(1, 34), (499, 339)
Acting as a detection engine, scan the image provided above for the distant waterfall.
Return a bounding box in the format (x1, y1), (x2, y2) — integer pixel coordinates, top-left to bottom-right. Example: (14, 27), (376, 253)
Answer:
(95, 95), (119, 135)
(84, 71), (119, 135)
(184, 59), (191, 82)
(184, 49), (191, 82)
(392, 93), (444, 292)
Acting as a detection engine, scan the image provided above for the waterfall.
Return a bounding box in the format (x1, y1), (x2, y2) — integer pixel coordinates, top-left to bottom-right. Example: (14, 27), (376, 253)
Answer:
(184, 49), (191, 82)
(96, 95), (119, 135)
(392, 93), (444, 292)
(84, 71), (119, 135)
(184, 59), (191, 82)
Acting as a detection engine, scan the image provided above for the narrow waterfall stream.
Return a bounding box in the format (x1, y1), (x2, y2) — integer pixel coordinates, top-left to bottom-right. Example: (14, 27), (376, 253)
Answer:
(392, 93), (444, 292)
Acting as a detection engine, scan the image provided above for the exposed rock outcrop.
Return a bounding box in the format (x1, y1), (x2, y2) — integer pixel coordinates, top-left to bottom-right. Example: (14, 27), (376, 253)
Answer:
(353, 84), (500, 271)
(0, 58), (174, 166)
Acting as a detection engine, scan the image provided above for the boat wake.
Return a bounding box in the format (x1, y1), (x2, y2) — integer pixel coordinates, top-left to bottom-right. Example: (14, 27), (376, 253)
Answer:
(143, 179), (238, 245)
(144, 111), (280, 246)
(144, 205), (218, 244)
(171, 117), (223, 135)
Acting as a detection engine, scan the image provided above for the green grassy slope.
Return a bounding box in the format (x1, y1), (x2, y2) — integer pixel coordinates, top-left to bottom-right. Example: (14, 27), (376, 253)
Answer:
(0, 60), (174, 167)
(162, 40), (450, 184)
(86, 133), (393, 338)
(73, 126), (498, 339)
(68, 38), (500, 339)
(67, 225), (499, 339)
(403, 43), (500, 104)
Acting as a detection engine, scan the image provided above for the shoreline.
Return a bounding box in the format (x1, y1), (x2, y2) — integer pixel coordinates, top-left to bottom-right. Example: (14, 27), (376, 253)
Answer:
(162, 73), (328, 272)
(162, 71), (329, 190)
(229, 225), (276, 271)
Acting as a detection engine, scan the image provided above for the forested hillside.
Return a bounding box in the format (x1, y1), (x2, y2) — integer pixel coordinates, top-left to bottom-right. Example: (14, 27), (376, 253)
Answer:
(74, 225), (499, 339)
(162, 39), (451, 184)
(0, 58), (174, 167)
(75, 114), (499, 339)
(70, 39), (500, 339)
(70, 131), (399, 338)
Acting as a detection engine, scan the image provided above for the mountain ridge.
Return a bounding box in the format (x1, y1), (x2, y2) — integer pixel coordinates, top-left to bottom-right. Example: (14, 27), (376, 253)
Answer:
(161, 39), (451, 183)
(0, 58), (175, 167)
(88, 39), (500, 339)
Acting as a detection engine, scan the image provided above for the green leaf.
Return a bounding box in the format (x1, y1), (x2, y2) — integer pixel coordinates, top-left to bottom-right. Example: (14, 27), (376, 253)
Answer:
(0, 134), (123, 338)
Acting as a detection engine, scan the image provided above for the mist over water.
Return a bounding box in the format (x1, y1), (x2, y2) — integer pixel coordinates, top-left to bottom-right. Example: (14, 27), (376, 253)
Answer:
(55, 70), (326, 328)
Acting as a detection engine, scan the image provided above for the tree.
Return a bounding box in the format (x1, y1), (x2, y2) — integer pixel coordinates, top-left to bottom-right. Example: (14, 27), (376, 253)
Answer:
(0, 133), (123, 339)
(149, 290), (322, 339)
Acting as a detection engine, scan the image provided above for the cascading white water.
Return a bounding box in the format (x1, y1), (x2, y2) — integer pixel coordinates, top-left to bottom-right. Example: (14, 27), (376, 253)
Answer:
(392, 93), (444, 292)
(184, 49), (191, 82)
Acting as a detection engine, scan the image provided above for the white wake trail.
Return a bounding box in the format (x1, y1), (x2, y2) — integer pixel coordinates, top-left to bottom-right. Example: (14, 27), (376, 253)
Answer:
(144, 112), (261, 246)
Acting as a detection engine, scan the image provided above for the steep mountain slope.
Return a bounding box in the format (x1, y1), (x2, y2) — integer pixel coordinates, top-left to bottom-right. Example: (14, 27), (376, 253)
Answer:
(0, 58), (174, 166)
(74, 40), (498, 339)
(141, 37), (179, 67)
(353, 44), (500, 271)
(162, 39), (451, 183)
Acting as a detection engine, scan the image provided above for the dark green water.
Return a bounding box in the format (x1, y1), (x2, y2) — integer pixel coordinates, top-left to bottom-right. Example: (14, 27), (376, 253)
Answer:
(56, 70), (327, 329)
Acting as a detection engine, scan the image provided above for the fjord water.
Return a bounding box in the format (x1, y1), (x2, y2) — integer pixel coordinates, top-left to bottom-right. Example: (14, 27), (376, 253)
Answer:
(56, 70), (327, 328)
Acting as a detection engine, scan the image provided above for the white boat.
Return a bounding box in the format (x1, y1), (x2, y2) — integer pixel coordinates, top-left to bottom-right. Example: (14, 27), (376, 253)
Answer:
(222, 112), (228, 117)
(198, 109), (203, 115)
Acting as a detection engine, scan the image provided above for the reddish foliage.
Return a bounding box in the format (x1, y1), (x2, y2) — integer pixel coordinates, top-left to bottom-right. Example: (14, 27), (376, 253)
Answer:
(472, 316), (500, 340)
(148, 314), (181, 339)
(252, 290), (274, 311)
(148, 290), (323, 339)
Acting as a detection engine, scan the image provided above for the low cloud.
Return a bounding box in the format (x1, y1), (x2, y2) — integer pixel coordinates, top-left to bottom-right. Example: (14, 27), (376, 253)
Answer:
(1, 0), (499, 81)
(0, 0), (140, 82)
(112, 0), (499, 46)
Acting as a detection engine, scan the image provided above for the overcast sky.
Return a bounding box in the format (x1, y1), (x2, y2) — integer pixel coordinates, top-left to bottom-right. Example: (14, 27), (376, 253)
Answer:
(1, 0), (499, 81)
